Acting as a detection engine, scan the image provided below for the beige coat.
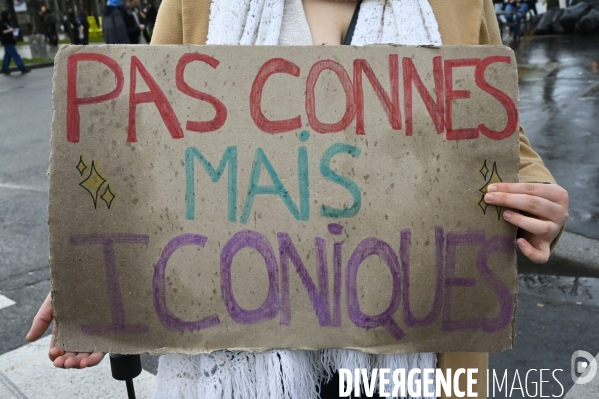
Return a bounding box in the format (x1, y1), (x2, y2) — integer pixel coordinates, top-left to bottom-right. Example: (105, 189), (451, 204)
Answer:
(150, 1), (557, 397)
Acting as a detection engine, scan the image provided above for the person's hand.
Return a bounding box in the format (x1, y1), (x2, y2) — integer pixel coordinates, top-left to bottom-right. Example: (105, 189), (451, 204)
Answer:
(139, 24), (145, 31)
(26, 292), (105, 369)
(484, 183), (568, 264)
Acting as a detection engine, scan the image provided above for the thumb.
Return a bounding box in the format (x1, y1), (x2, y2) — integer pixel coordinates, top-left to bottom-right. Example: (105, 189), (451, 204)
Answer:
(26, 292), (54, 342)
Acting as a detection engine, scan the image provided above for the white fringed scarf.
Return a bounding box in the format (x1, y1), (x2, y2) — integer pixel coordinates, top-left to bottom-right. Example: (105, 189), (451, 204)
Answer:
(206, 0), (442, 46)
(154, 1), (441, 398)
(155, 349), (437, 399)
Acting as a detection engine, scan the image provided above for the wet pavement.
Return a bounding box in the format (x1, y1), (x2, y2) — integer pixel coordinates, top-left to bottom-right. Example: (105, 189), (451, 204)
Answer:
(490, 273), (599, 398)
(515, 33), (599, 240)
(487, 34), (599, 398)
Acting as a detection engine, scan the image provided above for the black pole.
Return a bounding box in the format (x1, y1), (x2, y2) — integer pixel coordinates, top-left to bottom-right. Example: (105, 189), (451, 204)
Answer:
(109, 353), (142, 399)
(125, 378), (136, 399)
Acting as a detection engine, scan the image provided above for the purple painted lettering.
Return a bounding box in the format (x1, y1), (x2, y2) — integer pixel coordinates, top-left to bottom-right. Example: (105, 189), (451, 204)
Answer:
(346, 237), (404, 340)
(402, 227), (444, 326)
(70, 234), (150, 335)
(328, 223), (343, 235)
(477, 235), (516, 332)
(220, 230), (279, 324)
(332, 239), (343, 327)
(153, 233), (220, 331)
(442, 231), (485, 332)
(278, 233), (331, 326)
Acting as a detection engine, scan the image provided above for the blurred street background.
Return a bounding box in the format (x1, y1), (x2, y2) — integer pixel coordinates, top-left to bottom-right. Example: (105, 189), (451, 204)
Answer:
(1, 0), (599, 398)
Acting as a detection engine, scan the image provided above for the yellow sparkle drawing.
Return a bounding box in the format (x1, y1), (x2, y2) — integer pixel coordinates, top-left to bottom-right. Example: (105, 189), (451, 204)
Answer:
(79, 161), (106, 208)
(478, 160), (503, 220)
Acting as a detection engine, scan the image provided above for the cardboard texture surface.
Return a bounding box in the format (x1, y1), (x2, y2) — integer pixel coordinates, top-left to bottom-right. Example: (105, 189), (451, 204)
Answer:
(50, 45), (520, 354)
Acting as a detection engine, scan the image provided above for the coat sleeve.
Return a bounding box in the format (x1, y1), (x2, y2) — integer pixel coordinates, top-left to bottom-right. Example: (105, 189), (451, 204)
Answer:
(481, 0), (563, 248)
(150, 0), (211, 44)
(481, 0), (556, 184)
(480, 0), (503, 46)
(150, 0), (184, 44)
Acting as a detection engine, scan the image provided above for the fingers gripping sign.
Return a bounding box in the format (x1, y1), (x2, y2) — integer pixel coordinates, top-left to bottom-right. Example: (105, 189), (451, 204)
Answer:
(484, 183), (569, 264)
(26, 292), (106, 369)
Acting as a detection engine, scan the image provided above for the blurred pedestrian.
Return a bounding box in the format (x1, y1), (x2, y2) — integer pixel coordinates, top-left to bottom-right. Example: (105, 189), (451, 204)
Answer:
(78, 10), (90, 45)
(494, 0), (506, 13)
(1, 11), (30, 75)
(38, 6), (48, 36)
(42, 7), (59, 46)
(526, 0), (538, 15)
(123, 0), (145, 44)
(102, 0), (129, 44)
(63, 8), (81, 44)
(141, 2), (157, 42)
(494, 0), (510, 25)
(505, 0), (530, 36)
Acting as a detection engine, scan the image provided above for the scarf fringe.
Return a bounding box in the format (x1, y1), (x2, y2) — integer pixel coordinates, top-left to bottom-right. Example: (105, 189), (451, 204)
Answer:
(154, 350), (436, 399)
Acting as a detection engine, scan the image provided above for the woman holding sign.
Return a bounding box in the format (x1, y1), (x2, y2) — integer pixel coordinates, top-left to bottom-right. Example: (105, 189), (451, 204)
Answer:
(28, 0), (569, 398)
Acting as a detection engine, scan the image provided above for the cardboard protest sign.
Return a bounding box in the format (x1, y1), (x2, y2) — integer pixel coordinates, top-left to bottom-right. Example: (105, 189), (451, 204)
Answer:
(50, 45), (520, 355)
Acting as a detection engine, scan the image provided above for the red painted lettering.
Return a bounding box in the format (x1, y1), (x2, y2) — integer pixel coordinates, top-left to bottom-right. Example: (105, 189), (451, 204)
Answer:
(403, 56), (444, 136)
(128, 56), (183, 143)
(176, 53), (228, 133)
(444, 58), (479, 140)
(353, 55), (401, 135)
(475, 56), (518, 140)
(306, 60), (355, 134)
(66, 53), (124, 143)
(250, 58), (302, 134)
